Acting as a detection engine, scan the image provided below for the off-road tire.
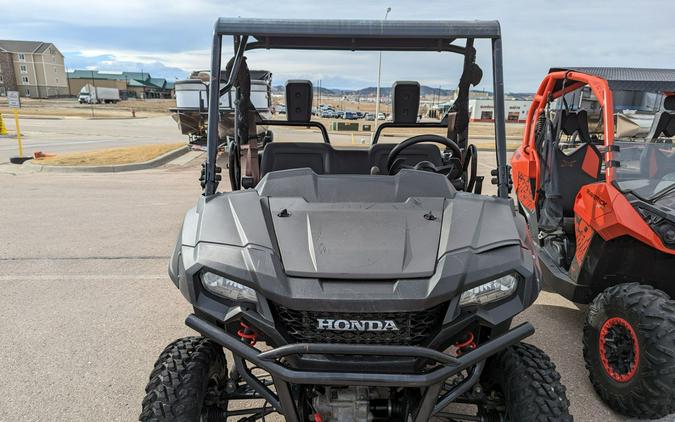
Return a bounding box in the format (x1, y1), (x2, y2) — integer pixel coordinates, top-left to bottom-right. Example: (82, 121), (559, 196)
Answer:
(140, 336), (227, 421)
(583, 283), (675, 419)
(483, 342), (573, 421)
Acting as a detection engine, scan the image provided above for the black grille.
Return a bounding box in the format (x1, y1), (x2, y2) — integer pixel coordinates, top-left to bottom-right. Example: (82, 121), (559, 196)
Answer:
(273, 303), (447, 345)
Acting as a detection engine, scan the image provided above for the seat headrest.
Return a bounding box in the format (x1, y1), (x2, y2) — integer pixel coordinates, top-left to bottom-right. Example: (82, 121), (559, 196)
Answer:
(285, 80), (313, 123)
(560, 110), (592, 143)
(648, 111), (675, 140)
(561, 110), (588, 135)
(391, 81), (420, 124)
(664, 95), (675, 111)
(659, 112), (675, 138)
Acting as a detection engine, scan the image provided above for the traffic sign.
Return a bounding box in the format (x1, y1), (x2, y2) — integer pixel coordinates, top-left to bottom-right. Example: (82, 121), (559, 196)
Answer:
(8, 91), (20, 109)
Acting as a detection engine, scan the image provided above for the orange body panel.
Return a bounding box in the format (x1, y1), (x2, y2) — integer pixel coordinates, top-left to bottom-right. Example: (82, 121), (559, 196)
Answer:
(574, 183), (675, 255)
(581, 149), (600, 178)
(574, 216), (594, 265)
(511, 147), (536, 211)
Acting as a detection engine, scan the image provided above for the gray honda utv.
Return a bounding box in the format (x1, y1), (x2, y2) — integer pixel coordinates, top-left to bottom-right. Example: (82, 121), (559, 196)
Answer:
(140, 18), (573, 422)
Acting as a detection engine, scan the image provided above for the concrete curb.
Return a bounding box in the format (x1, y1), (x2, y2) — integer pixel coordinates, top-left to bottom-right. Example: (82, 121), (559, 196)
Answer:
(24, 145), (189, 173)
(85, 116), (148, 120)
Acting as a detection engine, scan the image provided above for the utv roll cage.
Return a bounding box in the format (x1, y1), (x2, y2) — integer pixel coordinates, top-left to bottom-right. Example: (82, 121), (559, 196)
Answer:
(203, 17), (510, 197)
(523, 67), (675, 185)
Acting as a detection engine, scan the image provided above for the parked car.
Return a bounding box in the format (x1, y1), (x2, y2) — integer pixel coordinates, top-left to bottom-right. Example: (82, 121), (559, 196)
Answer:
(365, 113), (375, 121)
(276, 104), (286, 114)
(320, 109), (336, 118)
(335, 111), (345, 119)
(344, 111), (358, 120)
(377, 112), (386, 120)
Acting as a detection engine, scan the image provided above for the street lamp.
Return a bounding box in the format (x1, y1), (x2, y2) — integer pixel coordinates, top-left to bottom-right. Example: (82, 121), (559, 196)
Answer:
(374, 6), (391, 129)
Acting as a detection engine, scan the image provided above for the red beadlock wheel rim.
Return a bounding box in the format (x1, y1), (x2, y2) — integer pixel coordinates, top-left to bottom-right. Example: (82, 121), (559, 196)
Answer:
(598, 317), (639, 382)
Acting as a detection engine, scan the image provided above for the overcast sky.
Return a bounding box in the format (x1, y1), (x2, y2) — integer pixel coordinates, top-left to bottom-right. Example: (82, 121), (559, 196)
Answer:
(1, 0), (673, 92)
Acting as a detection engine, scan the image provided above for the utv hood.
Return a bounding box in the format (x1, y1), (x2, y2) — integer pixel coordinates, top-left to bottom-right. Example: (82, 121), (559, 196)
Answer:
(261, 170), (521, 279)
(269, 197), (445, 278)
(181, 169), (522, 281)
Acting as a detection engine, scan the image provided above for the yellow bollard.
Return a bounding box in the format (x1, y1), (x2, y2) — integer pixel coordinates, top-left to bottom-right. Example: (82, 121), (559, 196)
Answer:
(351, 133), (355, 145)
(0, 113), (7, 135)
(13, 110), (23, 157)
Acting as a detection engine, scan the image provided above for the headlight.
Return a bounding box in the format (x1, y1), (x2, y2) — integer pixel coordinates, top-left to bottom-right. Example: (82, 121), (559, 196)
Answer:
(201, 271), (257, 302)
(459, 274), (518, 306)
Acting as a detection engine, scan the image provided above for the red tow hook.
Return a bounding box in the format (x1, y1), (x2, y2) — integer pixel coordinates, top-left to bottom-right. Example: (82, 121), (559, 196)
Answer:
(454, 332), (477, 356)
(237, 321), (258, 346)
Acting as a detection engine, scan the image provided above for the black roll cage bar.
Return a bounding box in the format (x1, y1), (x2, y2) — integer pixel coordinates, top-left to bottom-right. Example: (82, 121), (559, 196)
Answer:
(259, 119), (330, 143)
(204, 18), (509, 198)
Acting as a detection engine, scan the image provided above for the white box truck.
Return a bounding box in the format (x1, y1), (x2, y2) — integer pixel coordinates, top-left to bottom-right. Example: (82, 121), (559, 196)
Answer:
(78, 84), (121, 104)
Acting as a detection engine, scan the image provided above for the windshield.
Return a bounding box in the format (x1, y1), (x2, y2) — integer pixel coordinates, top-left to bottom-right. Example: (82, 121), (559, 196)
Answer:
(614, 141), (675, 201)
(613, 92), (675, 201)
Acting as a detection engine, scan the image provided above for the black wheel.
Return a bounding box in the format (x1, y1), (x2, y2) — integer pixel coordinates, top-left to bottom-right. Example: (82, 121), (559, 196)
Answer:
(140, 336), (228, 421)
(481, 342), (573, 421)
(583, 283), (675, 419)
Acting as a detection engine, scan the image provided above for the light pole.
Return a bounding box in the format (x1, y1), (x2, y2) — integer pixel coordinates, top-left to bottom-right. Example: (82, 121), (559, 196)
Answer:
(374, 6), (391, 129)
(89, 70), (96, 118)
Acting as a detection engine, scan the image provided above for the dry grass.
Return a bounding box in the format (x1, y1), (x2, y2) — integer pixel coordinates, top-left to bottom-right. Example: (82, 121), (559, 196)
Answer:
(36, 143), (185, 166)
(0, 98), (174, 119)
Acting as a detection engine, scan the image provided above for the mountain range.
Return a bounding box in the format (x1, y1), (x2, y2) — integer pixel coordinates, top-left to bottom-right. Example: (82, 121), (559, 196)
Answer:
(272, 85), (456, 97)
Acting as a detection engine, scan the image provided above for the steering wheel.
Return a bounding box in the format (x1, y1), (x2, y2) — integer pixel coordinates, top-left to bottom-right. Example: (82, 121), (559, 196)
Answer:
(386, 134), (463, 179)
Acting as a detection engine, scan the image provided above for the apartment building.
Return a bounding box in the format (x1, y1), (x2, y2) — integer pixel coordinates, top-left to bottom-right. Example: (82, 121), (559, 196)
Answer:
(0, 40), (68, 98)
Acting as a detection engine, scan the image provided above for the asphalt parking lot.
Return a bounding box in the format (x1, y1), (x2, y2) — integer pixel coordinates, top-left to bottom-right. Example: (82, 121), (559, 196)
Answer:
(0, 122), (666, 421)
(0, 115), (183, 164)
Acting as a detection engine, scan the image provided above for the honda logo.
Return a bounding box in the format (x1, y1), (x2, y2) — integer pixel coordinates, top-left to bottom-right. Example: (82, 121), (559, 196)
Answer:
(317, 318), (399, 332)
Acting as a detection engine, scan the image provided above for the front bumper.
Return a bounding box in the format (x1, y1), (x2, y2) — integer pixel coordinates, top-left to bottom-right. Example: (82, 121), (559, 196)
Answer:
(186, 313), (534, 422)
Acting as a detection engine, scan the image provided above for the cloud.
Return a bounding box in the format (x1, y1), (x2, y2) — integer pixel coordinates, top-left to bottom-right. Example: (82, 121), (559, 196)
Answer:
(63, 52), (190, 80)
(1, 0), (673, 91)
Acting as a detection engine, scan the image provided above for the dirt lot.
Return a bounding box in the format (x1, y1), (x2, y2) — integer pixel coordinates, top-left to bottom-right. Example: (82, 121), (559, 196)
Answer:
(0, 97), (524, 141)
(0, 97), (174, 118)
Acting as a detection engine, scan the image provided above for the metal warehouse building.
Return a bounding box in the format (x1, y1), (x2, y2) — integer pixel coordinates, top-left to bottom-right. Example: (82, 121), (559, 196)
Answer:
(67, 70), (175, 99)
(469, 99), (531, 123)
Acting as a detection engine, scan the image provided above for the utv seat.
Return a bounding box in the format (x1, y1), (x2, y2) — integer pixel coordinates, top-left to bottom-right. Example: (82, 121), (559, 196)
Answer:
(260, 142), (332, 176)
(555, 110), (602, 215)
(260, 142), (443, 177)
(642, 101), (675, 178)
(259, 79), (443, 177)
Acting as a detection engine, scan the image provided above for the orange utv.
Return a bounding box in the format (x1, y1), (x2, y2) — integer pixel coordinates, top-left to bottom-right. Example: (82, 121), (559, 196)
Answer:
(512, 67), (675, 419)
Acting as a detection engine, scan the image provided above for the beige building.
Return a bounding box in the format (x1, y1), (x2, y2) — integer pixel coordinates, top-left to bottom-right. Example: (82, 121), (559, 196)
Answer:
(0, 40), (68, 98)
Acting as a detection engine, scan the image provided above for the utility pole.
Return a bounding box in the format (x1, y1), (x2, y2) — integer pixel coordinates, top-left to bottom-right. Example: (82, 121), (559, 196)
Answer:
(374, 6), (391, 128)
(141, 66), (146, 101)
(437, 85), (441, 112)
(89, 70), (96, 118)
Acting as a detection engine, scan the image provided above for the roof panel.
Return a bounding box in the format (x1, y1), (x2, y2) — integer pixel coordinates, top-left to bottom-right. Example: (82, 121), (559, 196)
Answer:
(214, 18), (500, 51)
(0, 40), (44, 53)
(550, 67), (675, 92)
